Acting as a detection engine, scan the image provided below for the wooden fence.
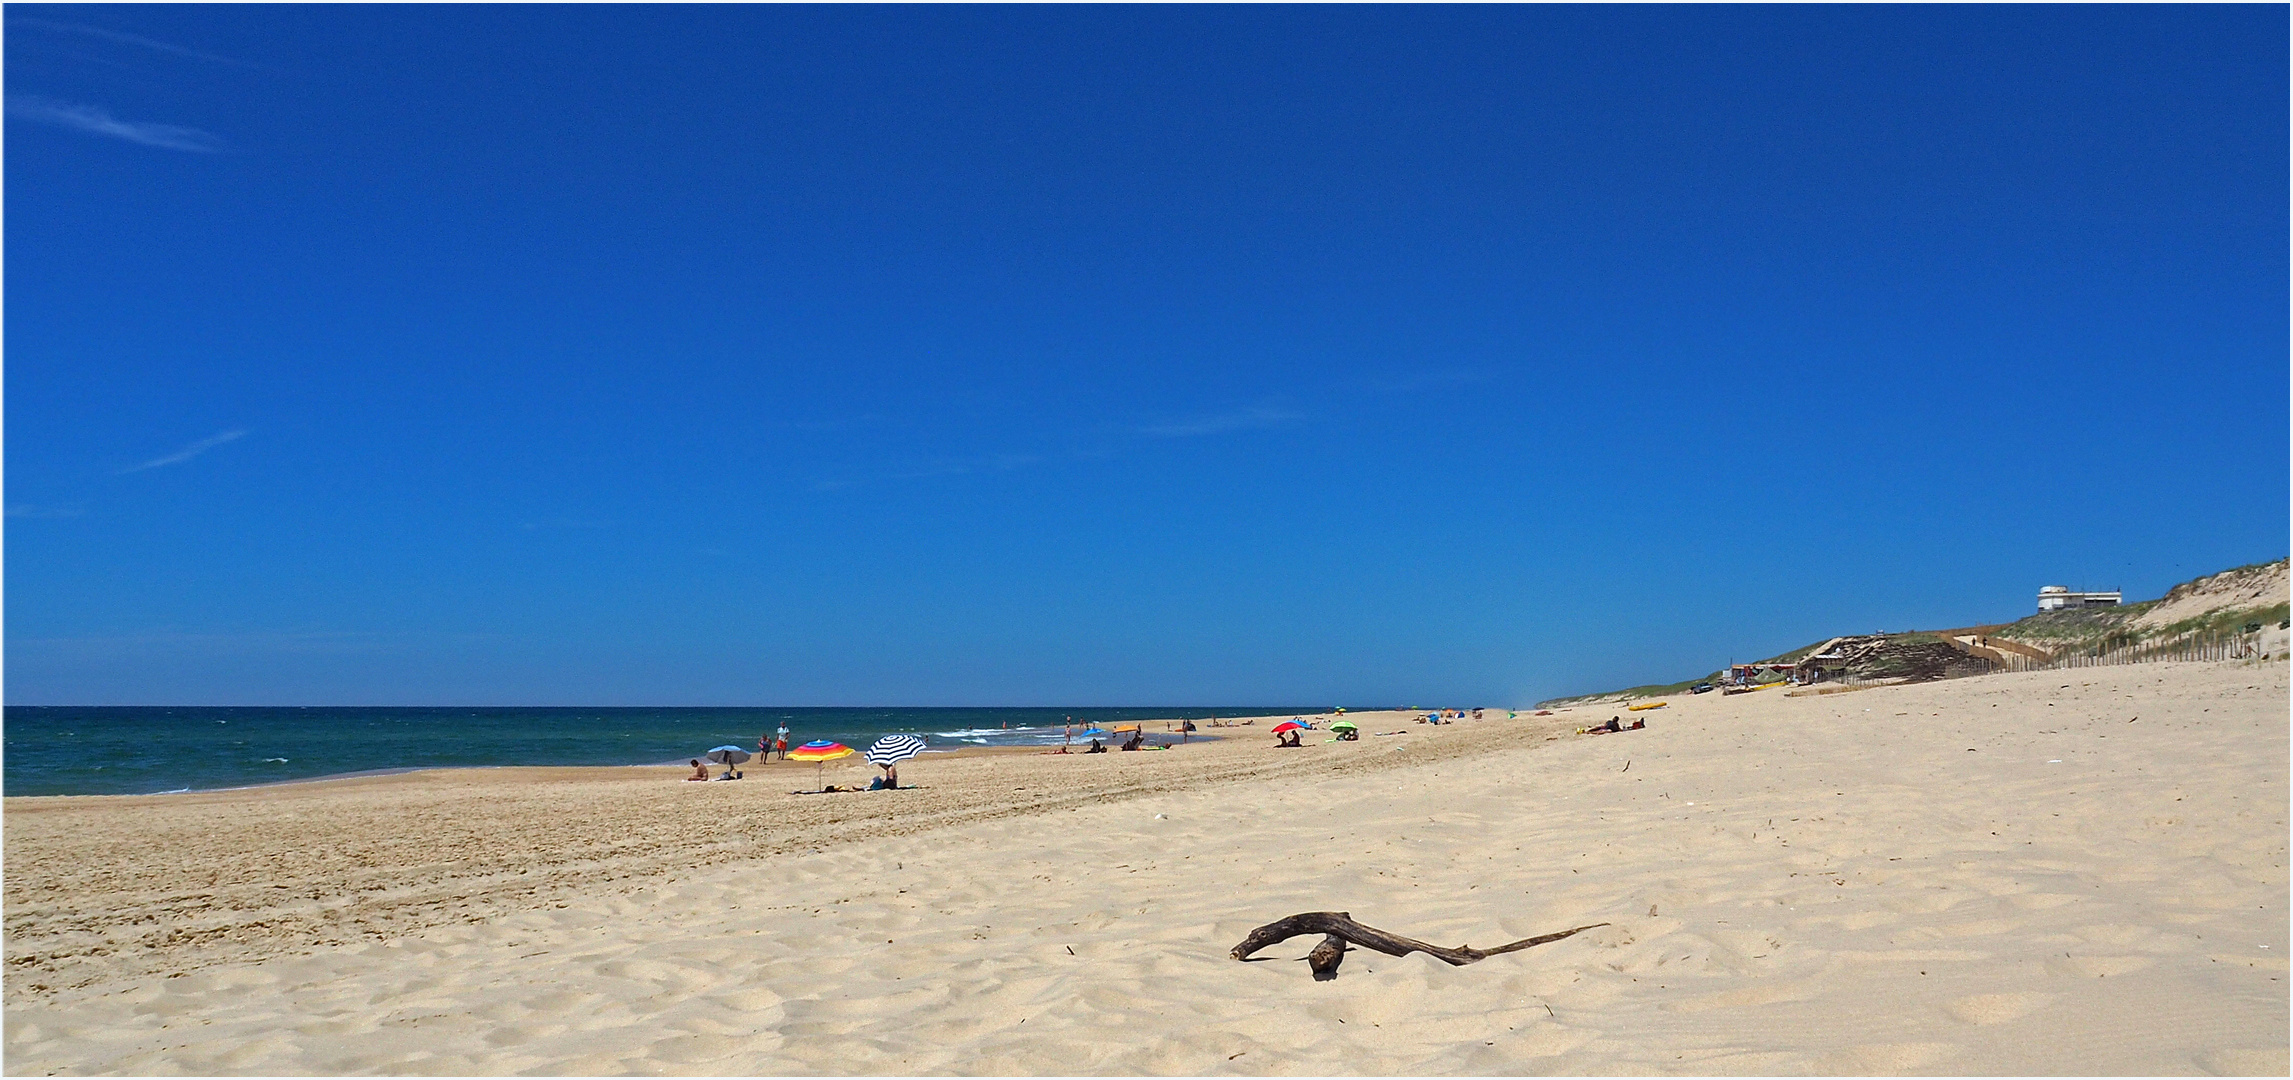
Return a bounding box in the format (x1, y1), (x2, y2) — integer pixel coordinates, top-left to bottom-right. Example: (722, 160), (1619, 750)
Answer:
(1998, 630), (2264, 672)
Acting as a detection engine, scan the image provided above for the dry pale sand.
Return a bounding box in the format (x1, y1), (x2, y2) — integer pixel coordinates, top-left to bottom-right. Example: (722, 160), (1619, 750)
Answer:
(5, 663), (2286, 1075)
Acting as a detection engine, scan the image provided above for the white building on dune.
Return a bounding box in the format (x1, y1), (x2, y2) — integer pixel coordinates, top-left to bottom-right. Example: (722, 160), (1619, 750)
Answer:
(2038, 585), (2122, 612)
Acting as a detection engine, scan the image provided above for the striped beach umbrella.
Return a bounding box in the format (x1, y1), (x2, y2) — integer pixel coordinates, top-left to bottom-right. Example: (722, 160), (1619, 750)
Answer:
(789, 739), (854, 792)
(865, 734), (927, 767)
(789, 740), (853, 762)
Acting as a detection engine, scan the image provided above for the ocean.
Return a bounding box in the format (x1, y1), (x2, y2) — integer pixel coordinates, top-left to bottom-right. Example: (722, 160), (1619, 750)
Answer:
(0, 705), (1342, 797)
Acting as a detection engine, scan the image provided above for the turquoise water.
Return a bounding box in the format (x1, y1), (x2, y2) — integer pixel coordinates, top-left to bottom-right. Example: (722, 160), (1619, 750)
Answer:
(1, 706), (1340, 797)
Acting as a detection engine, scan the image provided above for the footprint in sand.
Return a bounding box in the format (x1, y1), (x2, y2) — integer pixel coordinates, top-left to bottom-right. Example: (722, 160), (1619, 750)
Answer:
(2045, 954), (2153, 978)
(2196, 1047), (2292, 1075)
(1663, 979), (1820, 1013)
(1940, 992), (2053, 1025)
(1812, 1041), (1957, 1072)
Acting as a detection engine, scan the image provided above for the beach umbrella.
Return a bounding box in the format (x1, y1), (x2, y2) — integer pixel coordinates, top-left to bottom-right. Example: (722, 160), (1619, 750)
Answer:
(1329, 720), (1358, 731)
(1271, 721), (1306, 734)
(1112, 724), (1141, 733)
(1077, 727), (1109, 738)
(789, 739), (854, 792)
(865, 733), (928, 768)
(704, 745), (752, 766)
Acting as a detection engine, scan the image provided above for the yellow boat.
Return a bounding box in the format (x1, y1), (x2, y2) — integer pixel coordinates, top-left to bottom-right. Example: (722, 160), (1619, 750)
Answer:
(1627, 701), (1667, 711)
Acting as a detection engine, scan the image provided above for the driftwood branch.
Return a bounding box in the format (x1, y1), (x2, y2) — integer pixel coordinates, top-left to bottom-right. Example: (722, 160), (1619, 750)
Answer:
(1231, 911), (1608, 972)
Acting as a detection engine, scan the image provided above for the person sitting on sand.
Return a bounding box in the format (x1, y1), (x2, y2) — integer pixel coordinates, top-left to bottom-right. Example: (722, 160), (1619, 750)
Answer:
(687, 759), (709, 781)
(1121, 731), (1145, 751)
(1085, 738), (1107, 753)
(1334, 728), (1359, 741)
(715, 765), (742, 780)
(1276, 730), (1302, 748)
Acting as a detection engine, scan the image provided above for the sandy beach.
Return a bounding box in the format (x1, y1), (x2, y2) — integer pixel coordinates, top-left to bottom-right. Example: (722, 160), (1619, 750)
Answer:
(6, 662), (2286, 1075)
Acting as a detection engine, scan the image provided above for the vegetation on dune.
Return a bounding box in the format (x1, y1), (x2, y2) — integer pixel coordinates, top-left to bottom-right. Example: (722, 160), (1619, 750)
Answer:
(1989, 601), (2156, 651)
(1537, 558), (2288, 706)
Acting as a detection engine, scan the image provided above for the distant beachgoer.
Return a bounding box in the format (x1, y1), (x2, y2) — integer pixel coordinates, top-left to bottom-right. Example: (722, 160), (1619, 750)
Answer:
(687, 759), (708, 781)
(774, 734), (789, 760)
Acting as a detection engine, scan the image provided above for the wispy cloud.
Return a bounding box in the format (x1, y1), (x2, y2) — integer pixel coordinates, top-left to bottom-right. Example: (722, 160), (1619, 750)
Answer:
(8, 96), (224, 152)
(6, 505), (86, 519)
(121, 429), (245, 473)
(11, 18), (244, 65)
(1140, 408), (1303, 438)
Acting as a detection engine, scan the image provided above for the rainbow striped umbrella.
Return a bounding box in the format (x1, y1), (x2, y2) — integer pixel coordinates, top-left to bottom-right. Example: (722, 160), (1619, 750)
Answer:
(789, 740), (854, 791)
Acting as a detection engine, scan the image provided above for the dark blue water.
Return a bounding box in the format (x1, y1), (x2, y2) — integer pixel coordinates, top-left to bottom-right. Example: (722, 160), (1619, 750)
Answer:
(1, 706), (1342, 796)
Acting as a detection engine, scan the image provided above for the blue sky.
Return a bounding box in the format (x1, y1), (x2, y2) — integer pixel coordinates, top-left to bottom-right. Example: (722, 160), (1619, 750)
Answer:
(6, 6), (2285, 706)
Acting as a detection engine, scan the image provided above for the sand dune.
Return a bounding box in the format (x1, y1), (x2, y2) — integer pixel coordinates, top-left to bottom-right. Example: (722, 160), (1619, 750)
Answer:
(6, 664), (2285, 1075)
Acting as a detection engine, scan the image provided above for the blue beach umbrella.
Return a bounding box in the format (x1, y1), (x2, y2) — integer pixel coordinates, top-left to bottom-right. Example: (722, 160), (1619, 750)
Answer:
(1077, 728), (1109, 738)
(704, 745), (751, 765)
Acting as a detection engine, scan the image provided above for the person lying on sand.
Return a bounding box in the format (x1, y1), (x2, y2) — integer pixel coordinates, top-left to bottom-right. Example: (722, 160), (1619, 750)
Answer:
(1120, 731), (1146, 751)
(687, 759), (709, 781)
(1580, 717), (1646, 734)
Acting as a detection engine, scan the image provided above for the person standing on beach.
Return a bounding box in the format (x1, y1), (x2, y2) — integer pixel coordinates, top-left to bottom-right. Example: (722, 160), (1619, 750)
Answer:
(774, 728), (790, 761)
